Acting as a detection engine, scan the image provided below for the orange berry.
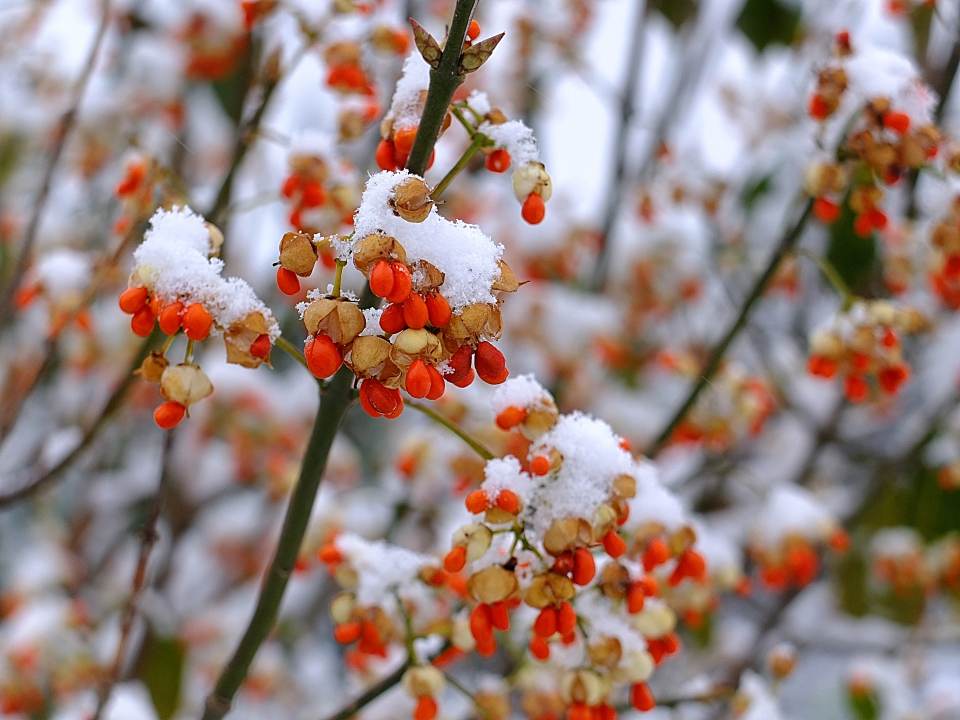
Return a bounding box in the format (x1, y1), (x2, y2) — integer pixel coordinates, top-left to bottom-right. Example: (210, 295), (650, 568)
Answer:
(829, 528), (851, 553)
(118, 286), (149, 314)
(495, 489), (520, 514)
(183, 303), (213, 341)
(808, 93), (831, 120)
(334, 621), (361, 644)
(475, 341), (508, 384)
(529, 635), (550, 660)
(533, 606), (557, 637)
(495, 405), (526, 430)
(318, 544), (342, 565)
(883, 110), (910, 134)
(425, 292), (451, 328)
(557, 601), (577, 635)
(485, 148), (511, 173)
(813, 197), (840, 224)
(642, 537), (670, 571)
(467, 19), (480, 40)
(393, 126), (418, 156)
(300, 181), (326, 208)
(602, 530), (627, 558)
(465, 489), (488, 514)
(631, 682), (655, 712)
(489, 601), (510, 631)
(443, 545), (467, 573)
(153, 401), (186, 429)
(469, 603), (492, 641)
(360, 378), (403, 418)
(276, 267), (301, 295)
(626, 583), (645, 613)
(413, 696), (437, 720)
(130, 306), (155, 337)
(250, 333), (271, 359)
(305, 334), (343, 379)
(375, 139), (400, 170)
(379, 303), (406, 334)
(572, 547), (596, 585)
(158, 302), (184, 335)
(402, 293), (428, 329)
(521, 193), (545, 224)
(426, 365), (446, 400)
(405, 359), (432, 398)
(386, 262), (413, 303)
(529, 455), (551, 476)
(369, 259), (395, 298)
(281, 174), (301, 198)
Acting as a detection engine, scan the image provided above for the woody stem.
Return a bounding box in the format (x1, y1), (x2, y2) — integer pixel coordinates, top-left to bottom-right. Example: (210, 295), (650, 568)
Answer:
(433, 136), (485, 199)
(274, 336), (308, 369)
(407, 400), (495, 460)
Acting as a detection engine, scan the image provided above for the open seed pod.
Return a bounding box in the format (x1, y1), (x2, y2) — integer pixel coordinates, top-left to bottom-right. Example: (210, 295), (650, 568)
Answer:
(410, 259), (445, 293)
(224, 311), (273, 368)
(523, 572), (575, 609)
(492, 260), (519, 293)
(160, 363), (214, 407)
(390, 328), (444, 366)
(444, 303), (502, 344)
(289, 154), (328, 184)
(467, 565), (519, 604)
(353, 233), (407, 273)
(391, 176), (433, 223)
(279, 231), (318, 276)
(543, 517), (594, 556)
(348, 335), (391, 375)
(302, 297), (365, 345)
(137, 352), (169, 383)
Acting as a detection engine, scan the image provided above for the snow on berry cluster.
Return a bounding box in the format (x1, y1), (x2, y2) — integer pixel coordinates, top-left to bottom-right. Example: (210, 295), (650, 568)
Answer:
(436, 375), (707, 717)
(286, 170), (519, 419)
(119, 206), (279, 429)
(806, 32), (941, 232)
(806, 299), (927, 403)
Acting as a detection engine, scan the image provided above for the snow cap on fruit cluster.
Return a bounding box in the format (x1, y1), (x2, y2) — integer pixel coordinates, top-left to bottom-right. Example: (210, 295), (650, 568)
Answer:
(132, 206), (280, 340)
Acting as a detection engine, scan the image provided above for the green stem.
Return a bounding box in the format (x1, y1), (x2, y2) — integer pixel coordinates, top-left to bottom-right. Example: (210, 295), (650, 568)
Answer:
(274, 335), (308, 370)
(332, 260), (346, 297)
(406, 400), (494, 460)
(646, 198), (814, 457)
(432, 137), (484, 199)
(795, 248), (854, 310)
(404, 0), (479, 176)
(202, 372), (355, 720)
(451, 104), (481, 137)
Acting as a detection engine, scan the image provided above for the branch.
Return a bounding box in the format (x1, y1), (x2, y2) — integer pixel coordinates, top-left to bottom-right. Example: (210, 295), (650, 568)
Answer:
(646, 198), (813, 457)
(589, 0), (646, 291)
(407, 400), (494, 459)
(0, 332), (156, 509)
(318, 658), (411, 720)
(405, 0), (479, 176)
(0, 0), (111, 328)
(92, 430), (175, 719)
(201, 374), (354, 720)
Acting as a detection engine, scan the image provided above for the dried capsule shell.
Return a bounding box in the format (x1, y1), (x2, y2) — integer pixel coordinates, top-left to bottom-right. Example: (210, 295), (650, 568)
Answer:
(137, 352), (169, 383)
(205, 222), (225, 256)
(279, 231), (318, 276)
(392, 328), (440, 357)
(621, 650), (655, 683)
(224, 312), (273, 369)
(612, 473), (637, 499)
(592, 504), (618, 538)
(588, 636), (623, 669)
(543, 517), (593, 556)
(402, 666), (445, 698)
(411, 260), (445, 292)
(353, 233), (407, 273)
(303, 298), (365, 345)
(598, 562), (630, 599)
(160, 363), (214, 407)
(452, 523), (493, 562)
(523, 572), (575, 609)
(512, 162), (553, 203)
(330, 592), (356, 624)
(391, 176), (434, 223)
(560, 670), (606, 706)
(349, 335), (391, 375)
(521, 404), (559, 440)
(467, 565), (518, 604)
(668, 526), (697, 555)
(632, 604), (676, 638)
(484, 507), (515, 525)
(492, 260), (519, 292)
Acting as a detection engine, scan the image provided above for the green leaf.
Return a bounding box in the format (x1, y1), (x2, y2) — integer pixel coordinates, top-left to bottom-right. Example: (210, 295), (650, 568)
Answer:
(138, 634), (185, 720)
(741, 174), (773, 211)
(735, 0), (801, 51)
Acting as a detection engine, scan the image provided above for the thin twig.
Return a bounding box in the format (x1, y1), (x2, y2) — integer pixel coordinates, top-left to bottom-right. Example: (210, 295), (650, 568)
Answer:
(0, 0), (111, 327)
(407, 400), (494, 459)
(589, 0), (646, 291)
(647, 198), (814, 457)
(318, 658), (411, 720)
(92, 430), (175, 719)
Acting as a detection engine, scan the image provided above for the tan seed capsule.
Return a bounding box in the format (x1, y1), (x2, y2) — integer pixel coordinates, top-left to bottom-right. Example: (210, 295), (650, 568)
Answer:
(512, 162), (552, 203)
(391, 177), (433, 223)
(137, 352), (169, 383)
(224, 312), (272, 369)
(279, 231), (319, 276)
(523, 572), (575, 608)
(330, 592), (356, 624)
(160, 363), (213, 407)
(403, 666), (445, 697)
(452, 523), (493, 561)
(349, 335), (391, 374)
(353, 233), (407, 273)
(543, 517), (593, 556)
(492, 260), (519, 293)
(467, 565), (518, 604)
